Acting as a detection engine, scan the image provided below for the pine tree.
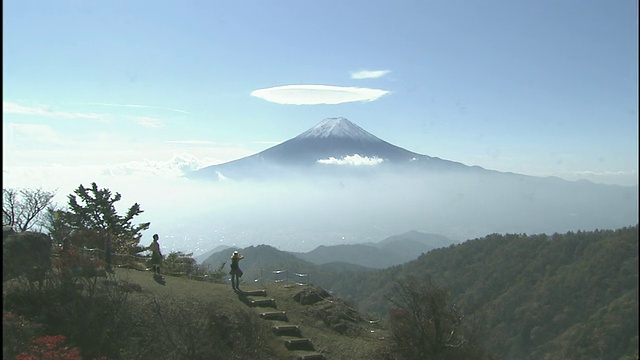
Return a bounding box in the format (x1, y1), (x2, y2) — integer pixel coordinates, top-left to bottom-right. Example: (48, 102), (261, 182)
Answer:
(58, 182), (150, 254)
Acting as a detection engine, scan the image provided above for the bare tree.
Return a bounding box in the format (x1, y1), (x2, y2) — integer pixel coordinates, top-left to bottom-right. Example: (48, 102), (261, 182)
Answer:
(3, 188), (18, 227)
(2, 187), (57, 232)
(385, 275), (494, 360)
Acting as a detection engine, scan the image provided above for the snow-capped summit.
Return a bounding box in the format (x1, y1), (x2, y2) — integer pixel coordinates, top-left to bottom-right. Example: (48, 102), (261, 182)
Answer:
(296, 117), (380, 142)
(188, 117), (471, 180)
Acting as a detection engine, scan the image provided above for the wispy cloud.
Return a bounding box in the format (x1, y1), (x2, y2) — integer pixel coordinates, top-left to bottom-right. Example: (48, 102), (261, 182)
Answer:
(3, 101), (109, 120)
(350, 70), (391, 79)
(69, 102), (191, 115)
(127, 116), (164, 128)
(317, 154), (384, 166)
(4, 123), (65, 144)
(251, 85), (389, 105)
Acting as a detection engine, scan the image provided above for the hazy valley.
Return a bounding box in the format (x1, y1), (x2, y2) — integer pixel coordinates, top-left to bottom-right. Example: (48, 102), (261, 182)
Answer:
(154, 118), (637, 257)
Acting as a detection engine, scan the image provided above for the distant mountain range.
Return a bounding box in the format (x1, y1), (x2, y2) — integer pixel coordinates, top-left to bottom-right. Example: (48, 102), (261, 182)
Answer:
(199, 230), (452, 287)
(195, 244), (231, 264)
(201, 243), (335, 285)
(200, 230), (457, 271)
(291, 230), (457, 269)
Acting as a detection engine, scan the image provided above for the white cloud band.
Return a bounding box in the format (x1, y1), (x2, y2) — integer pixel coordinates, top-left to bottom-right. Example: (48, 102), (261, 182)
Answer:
(317, 154), (384, 166)
(251, 85), (389, 105)
(351, 70), (391, 79)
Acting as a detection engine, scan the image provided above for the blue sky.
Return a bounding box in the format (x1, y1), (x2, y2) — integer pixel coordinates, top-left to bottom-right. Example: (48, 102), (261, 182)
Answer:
(3, 0), (639, 201)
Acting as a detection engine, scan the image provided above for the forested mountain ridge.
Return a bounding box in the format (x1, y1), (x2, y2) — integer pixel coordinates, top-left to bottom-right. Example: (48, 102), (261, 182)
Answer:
(201, 230), (457, 271)
(329, 225), (638, 360)
(202, 243), (376, 286)
(200, 225), (638, 359)
(291, 230), (457, 269)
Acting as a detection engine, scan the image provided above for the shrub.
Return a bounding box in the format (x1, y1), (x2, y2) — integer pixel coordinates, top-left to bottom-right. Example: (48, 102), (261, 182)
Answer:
(3, 311), (44, 359)
(16, 335), (82, 360)
(385, 275), (496, 360)
(4, 244), (277, 359)
(162, 251), (197, 277)
(128, 296), (277, 360)
(55, 250), (106, 278)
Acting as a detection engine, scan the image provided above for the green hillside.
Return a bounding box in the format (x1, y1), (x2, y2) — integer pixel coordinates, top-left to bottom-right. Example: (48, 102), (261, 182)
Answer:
(203, 244), (323, 284)
(333, 225), (639, 360)
(198, 225), (639, 359)
(290, 231), (457, 269)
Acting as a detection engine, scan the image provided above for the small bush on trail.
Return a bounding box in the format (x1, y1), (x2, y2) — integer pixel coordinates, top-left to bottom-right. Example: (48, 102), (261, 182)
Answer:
(131, 295), (277, 360)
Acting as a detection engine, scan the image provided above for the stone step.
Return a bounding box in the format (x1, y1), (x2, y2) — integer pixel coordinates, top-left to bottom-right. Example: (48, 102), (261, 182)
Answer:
(260, 311), (288, 321)
(242, 289), (267, 296)
(284, 338), (315, 351)
(250, 298), (276, 308)
(272, 325), (301, 337)
(296, 354), (326, 360)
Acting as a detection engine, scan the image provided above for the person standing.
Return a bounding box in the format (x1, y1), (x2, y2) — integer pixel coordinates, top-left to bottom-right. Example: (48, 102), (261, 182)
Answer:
(145, 234), (163, 276)
(230, 250), (244, 291)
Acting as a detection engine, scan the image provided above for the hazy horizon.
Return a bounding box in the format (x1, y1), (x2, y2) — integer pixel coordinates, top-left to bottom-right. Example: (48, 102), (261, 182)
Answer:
(23, 168), (631, 256)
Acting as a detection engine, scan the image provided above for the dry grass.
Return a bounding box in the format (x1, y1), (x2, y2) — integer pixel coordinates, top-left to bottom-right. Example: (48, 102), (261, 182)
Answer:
(112, 268), (390, 360)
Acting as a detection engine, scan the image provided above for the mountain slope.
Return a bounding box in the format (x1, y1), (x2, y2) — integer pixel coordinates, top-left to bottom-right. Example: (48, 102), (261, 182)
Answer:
(202, 244), (322, 284)
(292, 231), (458, 269)
(194, 225), (639, 359)
(292, 244), (397, 269)
(327, 225), (640, 360)
(188, 117), (472, 180)
(261, 117), (424, 165)
(104, 267), (388, 359)
(195, 244), (230, 264)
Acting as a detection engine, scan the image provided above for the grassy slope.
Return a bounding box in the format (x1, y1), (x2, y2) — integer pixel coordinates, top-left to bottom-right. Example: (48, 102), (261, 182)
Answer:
(114, 267), (389, 360)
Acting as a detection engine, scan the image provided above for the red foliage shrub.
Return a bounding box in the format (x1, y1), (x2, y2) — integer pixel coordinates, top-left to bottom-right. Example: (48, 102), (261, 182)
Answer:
(16, 335), (81, 360)
(55, 250), (106, 277)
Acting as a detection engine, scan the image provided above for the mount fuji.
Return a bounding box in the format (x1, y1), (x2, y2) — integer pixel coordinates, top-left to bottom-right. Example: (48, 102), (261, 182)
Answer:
(189, 117), (480, 181)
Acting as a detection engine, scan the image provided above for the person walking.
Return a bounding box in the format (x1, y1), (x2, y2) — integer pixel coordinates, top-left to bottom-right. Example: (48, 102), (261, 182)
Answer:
(145, 234), (163, 277)
(230, 250), (244, 291)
